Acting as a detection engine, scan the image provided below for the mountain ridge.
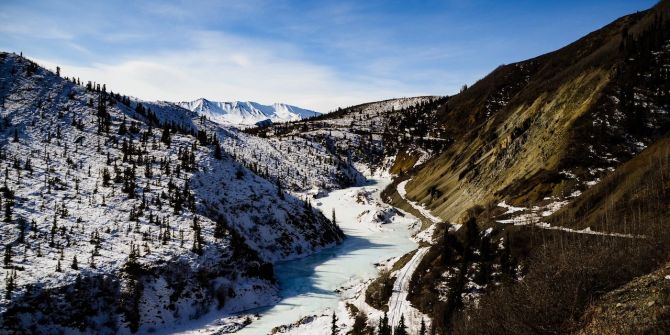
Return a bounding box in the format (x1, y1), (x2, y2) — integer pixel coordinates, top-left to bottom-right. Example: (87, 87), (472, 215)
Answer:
(176, 98), (320, 127)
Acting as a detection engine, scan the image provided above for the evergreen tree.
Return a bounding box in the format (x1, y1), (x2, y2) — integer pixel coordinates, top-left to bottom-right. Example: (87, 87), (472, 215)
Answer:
(464, 216), (479, 261)
(331, 312), (339, 335)
(377, 312), (391, 335)
(71, 255), (78, 270)
(5, 198), (12, 222)
(276, 180), (285, 200)
(56, 259), (62, 272)
(214, 216), (227, 239)
(144, 163), (153, 179)
(161, 125), (171, 147)
(191, 216), (204, 255)
(102, 167), (111, 186)
(118, 116), (128, 135)
(214, 144), (223, 160)
(5, 270), (15, 299)
(500, 232), (515, 279)
(476, 234), (494, 284)
(419, 318), (427, 335)
(3, 244), (11, 266)
(122, 166), (137, 198)
(17, 220), (25, 244)
(395, 314), (408, 335)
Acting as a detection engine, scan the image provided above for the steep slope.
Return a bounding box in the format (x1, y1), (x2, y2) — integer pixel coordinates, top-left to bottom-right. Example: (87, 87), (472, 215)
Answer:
(547, 134), (670, 236)
(403, 0), (670, 224)
(576, 261), (670, 334)
(450, 132), (670, 335)
(0, 52), (342, 334)
(396, 2), (670, 333)
(177, 98), (320, 127)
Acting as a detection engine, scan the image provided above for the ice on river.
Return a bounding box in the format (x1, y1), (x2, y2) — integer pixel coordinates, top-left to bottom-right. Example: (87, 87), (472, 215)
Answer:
(234, 177), (418, 334)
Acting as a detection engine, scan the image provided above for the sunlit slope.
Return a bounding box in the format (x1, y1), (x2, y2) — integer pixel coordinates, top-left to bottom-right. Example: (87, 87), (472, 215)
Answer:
(405, 1), (670, 223)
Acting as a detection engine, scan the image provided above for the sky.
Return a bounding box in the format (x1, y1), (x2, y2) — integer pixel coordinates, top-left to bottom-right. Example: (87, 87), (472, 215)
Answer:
(0, 0), (659, 112)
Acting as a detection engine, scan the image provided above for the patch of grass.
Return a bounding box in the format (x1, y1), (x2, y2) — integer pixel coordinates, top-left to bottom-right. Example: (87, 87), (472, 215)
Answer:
(364, 271), (395, 311)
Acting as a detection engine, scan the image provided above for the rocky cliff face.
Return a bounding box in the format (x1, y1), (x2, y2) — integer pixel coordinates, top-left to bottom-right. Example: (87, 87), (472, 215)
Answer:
(403, 2), (670, 223)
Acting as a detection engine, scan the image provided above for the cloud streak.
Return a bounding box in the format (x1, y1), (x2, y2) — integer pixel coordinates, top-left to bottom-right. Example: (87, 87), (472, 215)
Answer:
(36, 31), (431, 112)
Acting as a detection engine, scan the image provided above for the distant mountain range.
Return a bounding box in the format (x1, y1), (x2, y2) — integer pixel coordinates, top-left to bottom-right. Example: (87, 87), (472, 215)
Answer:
(176, 98), (320, 127)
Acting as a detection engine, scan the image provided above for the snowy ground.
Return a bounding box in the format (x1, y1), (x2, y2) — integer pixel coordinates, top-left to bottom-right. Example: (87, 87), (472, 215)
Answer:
(497, 200), (643, 238)
(387, 247), (430, 329)
(397, 180), (443, 225)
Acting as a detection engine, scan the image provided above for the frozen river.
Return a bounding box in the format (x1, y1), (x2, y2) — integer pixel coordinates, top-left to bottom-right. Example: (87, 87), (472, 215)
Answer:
(235, 177), (418, 334)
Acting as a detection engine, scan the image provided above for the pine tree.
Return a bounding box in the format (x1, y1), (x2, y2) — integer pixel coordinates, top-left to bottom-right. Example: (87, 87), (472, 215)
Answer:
(122, 166), (137, 198)
(419, 318), (427, 335)
(56, 259), (62, 272)
(102, 167), (111, 187)
(214, 216), (227, 239)
(214, 144), (223, 160)
(500, 232), (515, 279)
(395, 314), (408, 335)
(476, 234), (494, 284)
(17, 221), (25, 243)
(331, 312), (339, 335)
(331, 208), (336, 225)
(118, 116), (128, 135)
(5, 270), (15, 299)
(192, 216), (204, 255)
(71, 255), (78, 270)
(144, 163), (153, 179)
(161, 125), (171, 147)
(3, 244), (11, 266)
(464, 216), (479, 261)
(377, 312), (391, 335)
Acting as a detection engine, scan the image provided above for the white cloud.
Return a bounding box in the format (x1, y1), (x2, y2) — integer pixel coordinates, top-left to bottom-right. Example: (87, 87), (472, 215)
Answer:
(34, 31), (429, 112)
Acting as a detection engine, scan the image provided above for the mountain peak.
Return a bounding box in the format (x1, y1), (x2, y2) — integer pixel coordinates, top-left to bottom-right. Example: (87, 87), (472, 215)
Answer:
(176, 98), (320, 127)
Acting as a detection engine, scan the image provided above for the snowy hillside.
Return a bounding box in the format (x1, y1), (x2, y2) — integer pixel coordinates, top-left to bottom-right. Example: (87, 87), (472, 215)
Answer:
(243, 96), (448, 187)
(176, 98), (320, 127)
(0, 52), (343, 334)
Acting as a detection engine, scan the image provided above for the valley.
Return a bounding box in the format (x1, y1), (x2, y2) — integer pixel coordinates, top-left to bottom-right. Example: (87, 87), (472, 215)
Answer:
(0, 1), (669, 334)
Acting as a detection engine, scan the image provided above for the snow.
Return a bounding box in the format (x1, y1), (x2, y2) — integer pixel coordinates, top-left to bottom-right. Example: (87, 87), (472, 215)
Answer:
(220, 129), (365, 192)
(498, 201), (526, 215)
(534, 222), (643, 238)
(496, 199), (568, 225)
(397, 180), (442, 224)
(177, 99), (320, 128)
(387, 247), (429, 329)
(414, 223), (437, 243)
(496, 200), (643, 239)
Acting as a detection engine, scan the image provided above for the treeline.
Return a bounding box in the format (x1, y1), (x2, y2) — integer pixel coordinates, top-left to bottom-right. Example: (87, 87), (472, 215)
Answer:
(617, 11), (670, 136)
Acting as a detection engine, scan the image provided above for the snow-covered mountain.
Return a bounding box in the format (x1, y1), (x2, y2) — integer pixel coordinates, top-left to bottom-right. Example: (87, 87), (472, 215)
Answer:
(0, 52), (343, 334)
(177, 98), (320, 127)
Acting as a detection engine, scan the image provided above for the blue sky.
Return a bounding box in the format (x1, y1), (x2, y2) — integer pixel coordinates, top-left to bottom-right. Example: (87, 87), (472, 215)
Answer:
(0, 0), (658, 112)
